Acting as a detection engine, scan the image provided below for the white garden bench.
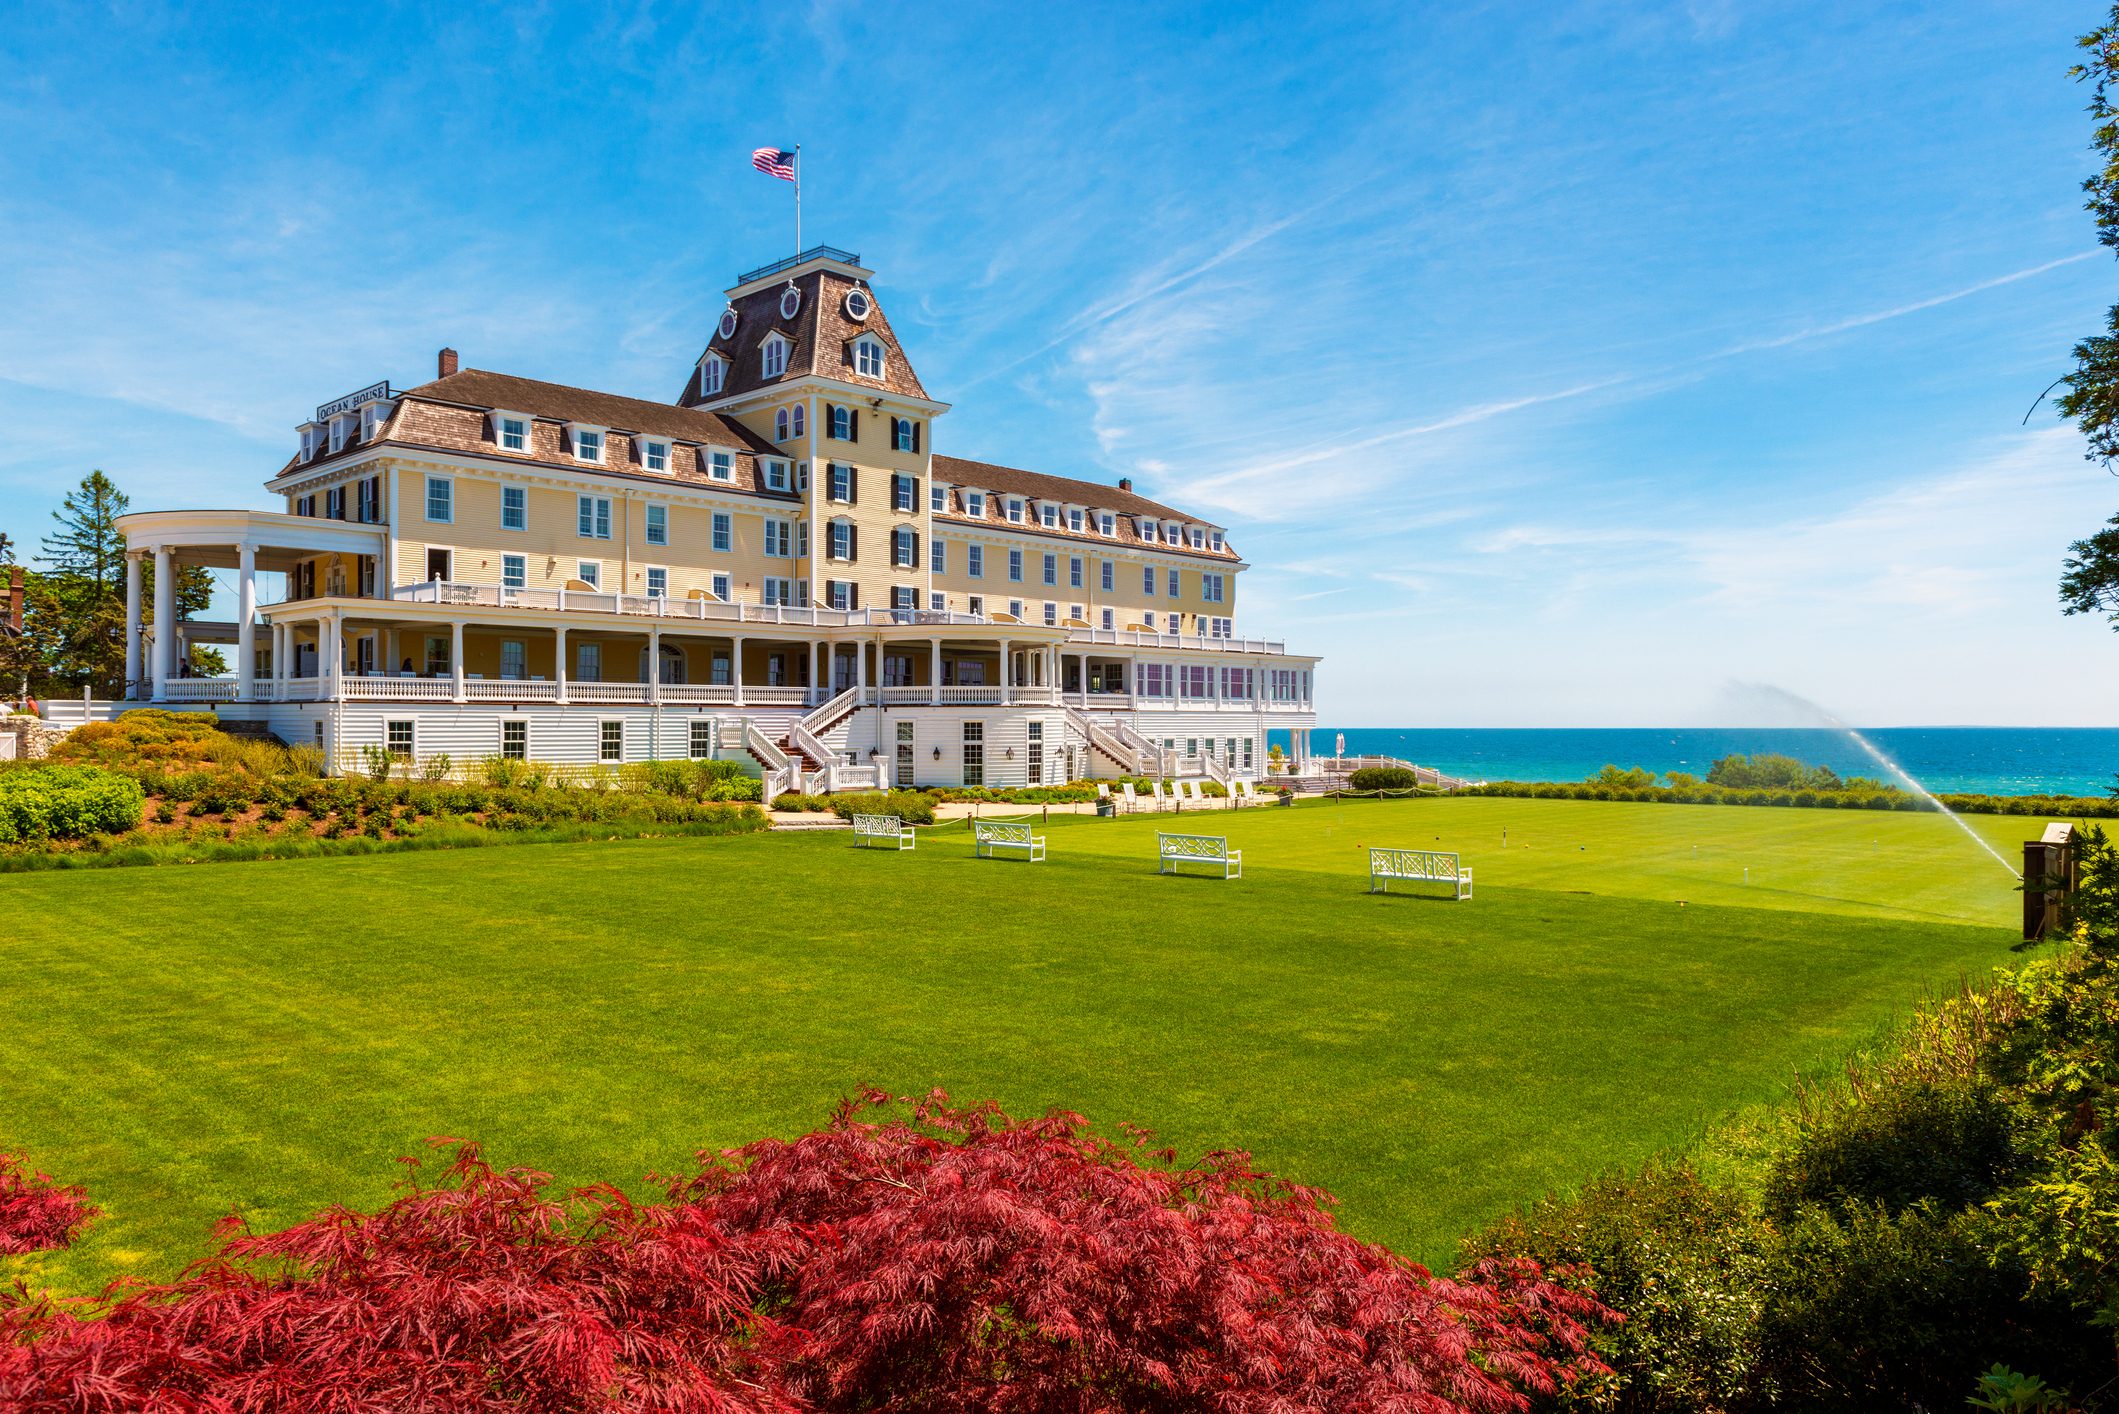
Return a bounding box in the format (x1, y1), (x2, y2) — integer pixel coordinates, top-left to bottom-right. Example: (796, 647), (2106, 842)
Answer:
(1120, 782), (1140, 813)
(1369, 847), (1472, 900)
(974, 819), (1046, 862)
(851, 813), (914, 851)
(1159, 832), (1242, 879)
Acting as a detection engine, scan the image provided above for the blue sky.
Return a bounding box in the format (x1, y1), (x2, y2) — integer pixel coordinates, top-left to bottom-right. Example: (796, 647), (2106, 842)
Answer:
(2, 2), (2115, 725)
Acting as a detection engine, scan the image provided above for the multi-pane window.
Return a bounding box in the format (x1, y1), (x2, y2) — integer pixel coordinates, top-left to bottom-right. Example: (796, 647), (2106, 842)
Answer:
(968, 595), (984, 617)
(574, 429), (603, 462)
(1220, 666), (1254, 700)
(962, 721), (984, 786)
(892, 417), (918, 452)
(711, 572), (731, 600)
(1008, 549), (1022, 582)
(1137, 663), (1170, 698)
(578, 495), (612, 539)
(1040, 504), (1058, 528)
(688, 719), (713, 759)
(500, 640), (526, 679)
(764, 460), (791, 492)
(502, 486), (527, 531)
(762, 576), (801, 606)
(966, 492), (985, 517)
(324, 486), (344, 520)
(892, 526), (918, 568)
(294, 493), (315, 517)
(1043, 602), (1058, 626)
(386, 720), (414, 758)
(711, 512), (732, 552)
(600, 720), (623, 762)
(502, 554), (526, 590)
(708, 449), (734, 482)
(1101, 561), (1114, 592)
(1101, 608), (1114, 630)
(1006, 498), (1023, 524)
(932, 540), (946, 574)
(1167, 569), (1180, 597)
(763, 339), (788, 379)
(829, 404), (854, 439)
(1211, 531), (1225, 551)
(645, 504), (668, 545)
(1143, 611), (1156, 631)
(931, 591), (946, 611)
(1099, 513), (1115, 537)
(829, 463), (853, 502)
(577, 560), (601, 589)
(1027, 720), (1043, 785)
(764, 520), (792, 557)
(1140, 520), (1157, 542)
(699, 358), (726, 396)
(577, 643), (602, 681)
(501, 719), (527, 760)
(1142, 566), (1156, 595)
(967, 544), (984, 578)
(1042, 554), (1057, 586)
(425, 635), (450, 676)
(425, 476), (452, 523)
(646, 567), (667, 598)
(643, 440), (669, 472)
(829, 520), (853, 560)
(890, 586), (916, 613)
(1068, 509), (1084, 533)
(854, 339), (884, 377)
(826, 580), (853, 610)
(1181, 665), (1212, 699)
(1202, 573), (1225, 603)
(930, 482), (946, 512)
(892, 475), (915, 512)
(494, 415), (527, 450)
(1069, 557), (1083, 588)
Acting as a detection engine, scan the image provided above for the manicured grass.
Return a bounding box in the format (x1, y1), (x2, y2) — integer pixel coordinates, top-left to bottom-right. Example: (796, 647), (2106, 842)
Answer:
(0, 797), (2041, 1294)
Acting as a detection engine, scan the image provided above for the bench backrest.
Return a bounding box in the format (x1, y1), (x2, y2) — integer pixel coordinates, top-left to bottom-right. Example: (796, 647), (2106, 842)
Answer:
(1371, 847), (1460, 880)
(976, 821), (1035, 845)
(1160, 832), (1230, 860)
(1121, 783), (1138, 802)
(851, 814), (902, 834)
(1150, 782), (1166, 799)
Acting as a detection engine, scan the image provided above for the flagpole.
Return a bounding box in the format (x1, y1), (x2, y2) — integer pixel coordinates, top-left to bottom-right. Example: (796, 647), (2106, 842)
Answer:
(794, 144), (802, 254)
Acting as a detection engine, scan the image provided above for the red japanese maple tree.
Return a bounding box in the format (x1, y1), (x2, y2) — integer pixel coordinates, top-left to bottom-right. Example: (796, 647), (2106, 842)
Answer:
(0, 1153), (95, 1257)
(0, 1094), (1611, 1411)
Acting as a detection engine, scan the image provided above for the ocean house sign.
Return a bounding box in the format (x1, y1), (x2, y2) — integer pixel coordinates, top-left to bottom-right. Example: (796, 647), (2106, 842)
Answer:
(315, 381), (391, 421)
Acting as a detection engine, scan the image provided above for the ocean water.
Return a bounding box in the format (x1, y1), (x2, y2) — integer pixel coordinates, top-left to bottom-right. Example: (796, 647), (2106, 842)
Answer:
(1268, 727), (2119, 798)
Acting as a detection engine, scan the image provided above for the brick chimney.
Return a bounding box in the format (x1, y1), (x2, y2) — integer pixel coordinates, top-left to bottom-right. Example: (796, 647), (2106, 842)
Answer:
(1118, 477), (1132, 492)
(438, 347), (459, 378)
(4, 566), (22, 635)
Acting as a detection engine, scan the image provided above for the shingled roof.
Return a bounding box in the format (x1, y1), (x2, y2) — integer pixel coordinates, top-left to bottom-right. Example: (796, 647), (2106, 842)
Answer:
(931, 454), (1238, 562)
(400, 368), (778, 450)
(677, 267), (930, 405)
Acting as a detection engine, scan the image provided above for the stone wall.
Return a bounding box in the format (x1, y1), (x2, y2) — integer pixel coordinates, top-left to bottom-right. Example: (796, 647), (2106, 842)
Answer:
(0, 716), (71, 761)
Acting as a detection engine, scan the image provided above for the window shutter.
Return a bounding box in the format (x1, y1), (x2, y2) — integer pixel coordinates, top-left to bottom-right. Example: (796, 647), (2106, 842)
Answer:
(849, 466), (860, 504)
(913, 421), (922, 453)
(911, 530), (921, 569)
(850, 527), (859, 563)
(851, 410), (860, 441)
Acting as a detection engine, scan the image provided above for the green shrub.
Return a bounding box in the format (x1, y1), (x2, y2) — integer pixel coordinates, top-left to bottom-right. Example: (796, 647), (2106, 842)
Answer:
(1764, 1078), (2029, 1220)
(830, 790), (937, 825)
(1347, 766), (1423, 791)
(772, 792), (831, 812)
(1467, 1161), (1764, 1411)
(0, 766), (146, 843)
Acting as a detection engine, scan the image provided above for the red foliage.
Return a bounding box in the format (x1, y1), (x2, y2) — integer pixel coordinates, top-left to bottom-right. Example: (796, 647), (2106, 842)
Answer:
(0, 1153), (95, 1256)
(0, 1095), (1611, 1412)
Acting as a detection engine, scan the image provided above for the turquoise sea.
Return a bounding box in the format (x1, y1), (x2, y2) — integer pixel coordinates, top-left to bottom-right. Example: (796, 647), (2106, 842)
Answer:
(1269, 728), (2119, 798)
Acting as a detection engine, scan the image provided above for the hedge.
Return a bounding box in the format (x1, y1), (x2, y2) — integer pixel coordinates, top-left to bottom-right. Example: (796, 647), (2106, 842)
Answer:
(0, 766), (144, 843)
(1448, 779), (2118, 818)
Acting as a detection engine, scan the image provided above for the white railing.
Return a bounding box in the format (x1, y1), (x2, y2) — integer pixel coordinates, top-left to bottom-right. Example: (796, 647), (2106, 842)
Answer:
(568, 682), (651, 704)
(1065, 706), (1140, 774)
(465, 678), (558, 701)
(1077, 692), (1135, 709)
(744, 686), (808, 706)
(342, 676), (454, 700)
(1201, 754), (1232, 787)
(789, 719), (834, 768)
(879, 686), (929, 705)
(938, 685), (1006, 705)
(801, 686), (862, 734)
(279, 678), (326, 701)
(160, 680), (237, 702)
(744, 720), (797, 801)
(1065, 627), (1286, 655)
(391, 581), (865, 628)
(660, 683), (736, 705)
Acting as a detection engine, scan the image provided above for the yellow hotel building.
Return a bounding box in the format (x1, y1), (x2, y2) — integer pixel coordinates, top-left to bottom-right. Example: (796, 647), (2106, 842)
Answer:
(111, 246), (1320, 790)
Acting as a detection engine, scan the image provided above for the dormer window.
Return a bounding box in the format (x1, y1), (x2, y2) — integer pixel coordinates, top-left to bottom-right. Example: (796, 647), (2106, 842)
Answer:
(707, 448), (735, 482)
(852, 334), (886, 379)
(360, 403), (388, 442)
(328, 418), (348, 454)
(763, 459), (791, 493)
(1190, 528), (1204, 549)
(1006, 498), (1024, 524)
(1040, 504), (1058, 529)
(1166, 525), (1183, 545)
(699, 355), (727, 396)
(761, 331), (791, 379)
(1068, 509), (1084, 533)
(1099, 513), (1115, 537)
(642, 439), (670, 473)
(571, 426), (605, 463)
(299, 423), (321, 462)
(1139, 518), (1157, 541)
(1210, 530), (1225, 552)
(966, 491), (985, 518)
(779, 282), (802, 320)
(496, 413), (529, 452)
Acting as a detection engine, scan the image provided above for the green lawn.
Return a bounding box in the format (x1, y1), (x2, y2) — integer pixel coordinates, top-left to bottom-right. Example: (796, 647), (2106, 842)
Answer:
(0, 796), (2045, 1294)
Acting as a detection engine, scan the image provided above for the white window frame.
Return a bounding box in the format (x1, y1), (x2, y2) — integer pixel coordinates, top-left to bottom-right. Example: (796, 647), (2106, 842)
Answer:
(968, 544), (984, 578)
(577, 560), (601, 589)
(932, 539), (947, 574)
(930, 482), (947, 512)
(1006, 497), (1024, 524)
(424, 475), (453, 524)
(501, 485), (527, 531)
(853, 335), (886, 378)
(646, 566), (668, 598)
(829, 463), (852, 502)
(828, 519), (853, 561)
(764, 519), (793, 558)
(711, 511), (732, 552)
(571, 426), (605, 463)
(710, 572), (731, 600)
(600, 719), (624, 762)
(762, 333), (790, 379)
(578, 494), (612, 540)
(966, 491), (986, 518)
(501, 718), (529, 759)
(699, 356), (726, 396)
(1040, 504), (1058, 528)
(644, 502), (668, 546)
(763, 459), (791, 493)
(1099, 513), (1115, 537)
(643, 439), (670, 473)
(1203, 573), (1225, 603)
(501, 553), (526, 590)
(497, 413), (529, 452)
(707, 448), (735, 482)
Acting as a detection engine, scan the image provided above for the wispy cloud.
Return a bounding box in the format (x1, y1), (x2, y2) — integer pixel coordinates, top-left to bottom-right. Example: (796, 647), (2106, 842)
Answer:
(1713, 251), (2100, 357)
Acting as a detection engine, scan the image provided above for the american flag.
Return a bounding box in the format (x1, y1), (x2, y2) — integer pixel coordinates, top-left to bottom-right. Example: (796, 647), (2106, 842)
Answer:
(751, 147), (796, 181)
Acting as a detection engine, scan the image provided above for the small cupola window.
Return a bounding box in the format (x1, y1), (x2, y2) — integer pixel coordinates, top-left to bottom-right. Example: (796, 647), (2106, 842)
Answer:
(699, 353), (727, 396)
(779, 281), (802, 320)
(716, 306), (738, 340)
(844, 286), (872, 320)
(852, 334), (886, 379)
(761, 331), (791, 379)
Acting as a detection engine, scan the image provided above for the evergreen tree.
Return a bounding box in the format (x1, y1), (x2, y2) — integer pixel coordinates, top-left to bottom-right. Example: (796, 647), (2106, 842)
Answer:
(0, 529), (14, 564)
(40, 470), (129, 599)
(2059, 11), (2119, 623)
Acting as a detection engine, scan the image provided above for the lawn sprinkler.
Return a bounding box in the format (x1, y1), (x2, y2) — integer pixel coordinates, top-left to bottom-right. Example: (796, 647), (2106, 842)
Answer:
(1502, 827), (1507, 848)
(1744, 867), (1750, 885)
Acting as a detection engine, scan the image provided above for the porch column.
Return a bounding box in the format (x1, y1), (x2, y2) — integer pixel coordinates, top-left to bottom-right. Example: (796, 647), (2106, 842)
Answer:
(123, 553), (142, 698)
(732, 635), (748, 706)
(854, 635), (866, 704)
(648, 627), (662, 705)
(272, 622), (287, 700)
(999, 639), (1011, 700)
(236, 544), (257, 701)
(811, 640), (825, 704)
(450, 620), (465, 702)
(325, 613), (344, 693)
(929, 636), (941, 706)
(150, 545), (174, 697)
(1047, 646), (1060, 704)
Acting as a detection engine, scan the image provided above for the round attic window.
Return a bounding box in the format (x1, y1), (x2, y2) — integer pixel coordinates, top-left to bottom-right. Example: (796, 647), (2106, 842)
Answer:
(716, 307), (738, 340)
(844, 287), (872, 321)
(779, 283), (802, 319)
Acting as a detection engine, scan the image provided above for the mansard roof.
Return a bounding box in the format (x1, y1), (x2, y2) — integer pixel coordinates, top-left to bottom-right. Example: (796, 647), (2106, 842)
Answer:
(678, 267), (930, 406)
(931, 454), (1239, 562)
